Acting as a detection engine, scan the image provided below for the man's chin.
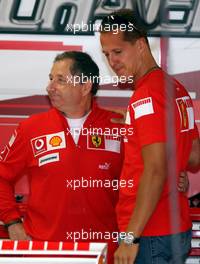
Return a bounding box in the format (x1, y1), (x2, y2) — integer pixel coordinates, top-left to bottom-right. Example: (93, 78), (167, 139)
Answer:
(49, 99), (58, 108)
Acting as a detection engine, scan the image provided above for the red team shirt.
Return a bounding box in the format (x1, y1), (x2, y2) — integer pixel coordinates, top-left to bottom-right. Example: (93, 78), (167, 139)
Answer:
(0, 101), (124, 263)
(117, 69), (199, 236)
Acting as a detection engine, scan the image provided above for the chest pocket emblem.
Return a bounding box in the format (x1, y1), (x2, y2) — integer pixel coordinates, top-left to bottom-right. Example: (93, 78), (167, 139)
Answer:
(92, 135), (102, 147)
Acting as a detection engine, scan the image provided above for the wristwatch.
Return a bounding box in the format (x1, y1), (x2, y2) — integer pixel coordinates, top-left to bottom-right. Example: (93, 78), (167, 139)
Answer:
(122, 232), (140, 245)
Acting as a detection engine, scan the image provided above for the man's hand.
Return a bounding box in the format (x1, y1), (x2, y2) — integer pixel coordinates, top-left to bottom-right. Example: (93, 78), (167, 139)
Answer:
(114, 243), (139, 264)
(103, 107), (126, 124)
(178, 171), (189, 193)
(8, 223), (30, 240)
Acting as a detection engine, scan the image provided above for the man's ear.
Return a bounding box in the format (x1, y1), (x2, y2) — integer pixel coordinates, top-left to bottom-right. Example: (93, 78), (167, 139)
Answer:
(81, 81), (92, 96)
(136, 38), (146, 53)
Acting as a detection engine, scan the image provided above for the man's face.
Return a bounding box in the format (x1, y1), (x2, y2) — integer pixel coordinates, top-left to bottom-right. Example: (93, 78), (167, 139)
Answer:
(47, 59), (83, 112)
(100, 31), (139, 79)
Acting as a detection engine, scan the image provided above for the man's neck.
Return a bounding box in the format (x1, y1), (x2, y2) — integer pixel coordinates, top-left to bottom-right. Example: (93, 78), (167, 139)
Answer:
(62, 99), (92, 119)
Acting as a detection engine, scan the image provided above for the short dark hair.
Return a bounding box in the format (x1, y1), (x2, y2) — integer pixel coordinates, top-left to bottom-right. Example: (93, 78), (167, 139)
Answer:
(54, 51), (99, 95)
(100, 9), (148, 44)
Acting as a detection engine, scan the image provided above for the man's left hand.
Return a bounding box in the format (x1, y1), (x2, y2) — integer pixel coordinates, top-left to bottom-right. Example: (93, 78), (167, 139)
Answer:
(114, 243), (139, 264)
(178, 171), (189, 193)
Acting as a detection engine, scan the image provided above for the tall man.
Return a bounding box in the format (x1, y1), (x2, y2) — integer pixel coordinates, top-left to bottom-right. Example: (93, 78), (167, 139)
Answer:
(100, 9), (200, 263)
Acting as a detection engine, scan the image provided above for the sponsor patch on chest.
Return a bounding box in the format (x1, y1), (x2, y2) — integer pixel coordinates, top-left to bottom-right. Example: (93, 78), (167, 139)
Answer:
(38, 152), (59, 166)
(87, 134), (121, 153)
(31, 131), (66, 157)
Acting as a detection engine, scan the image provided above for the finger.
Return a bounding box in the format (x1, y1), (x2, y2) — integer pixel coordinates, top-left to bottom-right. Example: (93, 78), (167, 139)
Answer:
(179, 171), (187, 176)
(122, 257), (128, 264)
(103, 107), (126, 116)
(114, 255), (119, 264)
(128, 256), (134, 264)
(179, 177), (185, 183)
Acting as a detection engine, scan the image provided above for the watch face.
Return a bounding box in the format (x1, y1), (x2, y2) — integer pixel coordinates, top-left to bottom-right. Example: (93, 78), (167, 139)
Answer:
(124, 233), (135, 244)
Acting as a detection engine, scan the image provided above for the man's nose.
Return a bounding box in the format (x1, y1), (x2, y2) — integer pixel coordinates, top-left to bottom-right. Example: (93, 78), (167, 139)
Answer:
(109, 54), (118, 68)
(46, 80), (56, 92)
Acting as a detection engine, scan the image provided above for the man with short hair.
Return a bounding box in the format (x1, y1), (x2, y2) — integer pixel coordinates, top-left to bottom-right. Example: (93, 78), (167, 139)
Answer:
(100, 9), (200, 263)
(0, 51), (124, 264)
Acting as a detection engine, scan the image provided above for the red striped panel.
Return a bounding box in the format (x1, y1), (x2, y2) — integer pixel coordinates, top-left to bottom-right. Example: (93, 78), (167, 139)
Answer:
(17, 240), (29, 250)
(31, 241), (45, 250)
(47, 241), (60, 250)
(1, 240), (14, 250)
(0, 241), (92, 251)
(62, 242), (74, 250)
(0, 41), (82, 51)
(77, 242), (90, 251)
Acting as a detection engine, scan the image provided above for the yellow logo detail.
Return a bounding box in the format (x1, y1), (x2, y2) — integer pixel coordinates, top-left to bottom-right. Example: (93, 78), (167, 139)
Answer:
(49, 136), (62, 147)
(180, 102), (187, 128)
(92, 135), (102, 147)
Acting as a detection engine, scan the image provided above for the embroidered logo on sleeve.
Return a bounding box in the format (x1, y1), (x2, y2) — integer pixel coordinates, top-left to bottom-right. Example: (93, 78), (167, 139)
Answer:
(0, 146), (10, 161)
(0, 130), (18, 161)
(8, 130), (17, 147)
(132, 97), (154, 119)
(176, 96), (194, 132)
(31, 131), (66, 157)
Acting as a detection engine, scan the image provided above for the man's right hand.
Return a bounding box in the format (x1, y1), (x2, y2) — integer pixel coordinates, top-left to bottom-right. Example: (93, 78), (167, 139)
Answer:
(103, 107), (126, 124)
(8, 223), (30, 240)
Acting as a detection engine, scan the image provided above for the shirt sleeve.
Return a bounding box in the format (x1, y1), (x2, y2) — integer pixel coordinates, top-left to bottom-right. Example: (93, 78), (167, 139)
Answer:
(131, 84), (166, 147)
(0, 123), (28, 223)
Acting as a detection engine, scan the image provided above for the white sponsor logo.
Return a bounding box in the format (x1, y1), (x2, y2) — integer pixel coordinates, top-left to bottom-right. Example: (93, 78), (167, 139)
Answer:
(132, 97), (154, 119)
(35, 138), (45, 150)
(99, 162), (111, 170)
(105, 137), (120, 153)
(31, 131), (66, 157)
(38, 152), (59, 167)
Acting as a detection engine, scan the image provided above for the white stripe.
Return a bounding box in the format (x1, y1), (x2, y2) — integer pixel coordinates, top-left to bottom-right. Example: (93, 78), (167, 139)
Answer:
(13, 241), (18, 250)
(74, 242), (78, 251)
(189, 92), (196, 99)
(29, 240), (33, 250)
(44, 241), (48, 250)
(191, 238), (200, 248)
(96, 90), (196, 99)
(0, 123), (19, 126)
(0, 115), (29, 118)
(97, 90), (133, 97)
(59, 242), (63, 251)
